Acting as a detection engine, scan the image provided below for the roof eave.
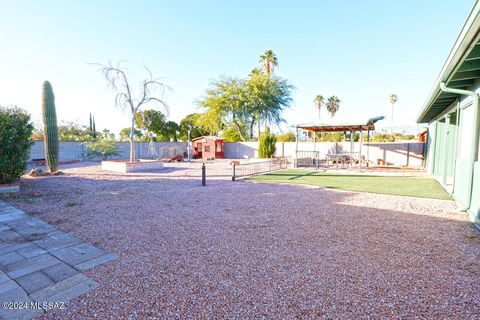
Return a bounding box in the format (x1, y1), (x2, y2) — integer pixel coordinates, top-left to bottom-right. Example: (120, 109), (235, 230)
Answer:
(417, 2), (480, 123)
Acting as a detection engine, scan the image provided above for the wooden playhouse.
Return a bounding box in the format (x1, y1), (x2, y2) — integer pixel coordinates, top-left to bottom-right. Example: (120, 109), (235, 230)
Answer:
(192, 136), (224, 160)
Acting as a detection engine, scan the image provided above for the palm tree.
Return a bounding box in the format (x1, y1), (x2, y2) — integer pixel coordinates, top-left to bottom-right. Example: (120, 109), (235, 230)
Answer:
(389, 94), (398, 133)
(259, 49), (278, 77)
(313, 95), (324, 118)
(326, 96), (340, 117)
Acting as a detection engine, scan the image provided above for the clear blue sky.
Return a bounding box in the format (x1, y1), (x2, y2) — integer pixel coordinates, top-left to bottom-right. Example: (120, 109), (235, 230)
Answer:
(0, 0), (475, 135)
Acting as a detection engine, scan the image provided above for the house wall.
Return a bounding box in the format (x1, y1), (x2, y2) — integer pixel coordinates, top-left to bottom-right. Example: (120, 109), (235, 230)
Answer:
(425, 82), (480, 223)
(425, 122), (436, 175)
(470, 162), (480, 221)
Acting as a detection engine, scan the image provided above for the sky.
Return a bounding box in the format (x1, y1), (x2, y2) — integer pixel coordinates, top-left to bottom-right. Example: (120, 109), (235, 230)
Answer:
(0, 0), (475, 136)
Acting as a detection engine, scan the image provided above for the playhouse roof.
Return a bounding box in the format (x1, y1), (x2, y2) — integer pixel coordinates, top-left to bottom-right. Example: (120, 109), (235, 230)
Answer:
(192, 136), (224, 141)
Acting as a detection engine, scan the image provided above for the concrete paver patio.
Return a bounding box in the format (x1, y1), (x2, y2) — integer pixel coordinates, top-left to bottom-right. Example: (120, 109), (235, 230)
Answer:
(0, 200), (116, 320)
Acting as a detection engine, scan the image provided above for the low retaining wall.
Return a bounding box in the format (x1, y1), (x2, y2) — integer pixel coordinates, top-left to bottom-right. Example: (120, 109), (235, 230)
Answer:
(101, 160), (164, 173)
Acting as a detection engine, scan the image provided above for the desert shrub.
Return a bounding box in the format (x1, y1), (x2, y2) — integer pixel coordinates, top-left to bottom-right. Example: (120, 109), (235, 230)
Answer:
(0, 106), (34, 184)
(258, 127), (276, 158)
(84, 138), (119, 160)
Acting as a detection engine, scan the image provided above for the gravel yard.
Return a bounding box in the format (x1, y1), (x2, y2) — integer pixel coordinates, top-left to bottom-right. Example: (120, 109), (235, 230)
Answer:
(1, 162), (479, 319)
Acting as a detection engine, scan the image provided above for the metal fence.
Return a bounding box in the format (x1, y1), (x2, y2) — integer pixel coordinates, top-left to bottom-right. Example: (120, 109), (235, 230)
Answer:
(294, 151), (320, 169)
(295, 151), (320, 159)
(232, 158), (288, 180)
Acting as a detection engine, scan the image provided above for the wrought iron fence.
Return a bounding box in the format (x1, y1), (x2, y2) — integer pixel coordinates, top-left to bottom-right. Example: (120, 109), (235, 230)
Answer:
(232, 158), (288, 180)
(294, 151), (320, 169)
(294, 157), (316, 167)
(295, 151), (320, 159)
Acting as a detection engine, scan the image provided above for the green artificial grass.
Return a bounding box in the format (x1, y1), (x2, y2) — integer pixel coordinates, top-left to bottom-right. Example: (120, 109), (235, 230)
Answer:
(249, 170), (452, 200)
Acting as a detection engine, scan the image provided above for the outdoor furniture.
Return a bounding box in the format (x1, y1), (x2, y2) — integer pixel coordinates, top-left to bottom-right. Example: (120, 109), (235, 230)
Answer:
(325, 152), (362, 168)
(326, 153), (347, 167)
(294, 116), (385, 169)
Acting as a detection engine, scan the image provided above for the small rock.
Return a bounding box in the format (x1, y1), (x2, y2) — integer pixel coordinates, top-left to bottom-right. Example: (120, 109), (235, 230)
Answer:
(29, 168), (44, 177)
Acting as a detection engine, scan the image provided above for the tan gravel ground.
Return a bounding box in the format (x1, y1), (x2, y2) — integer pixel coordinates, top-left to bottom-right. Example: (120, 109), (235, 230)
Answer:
(1, 162), (479, 319)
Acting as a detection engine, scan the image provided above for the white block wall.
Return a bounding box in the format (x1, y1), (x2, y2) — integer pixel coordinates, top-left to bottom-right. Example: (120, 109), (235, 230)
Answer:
(223, 142), (425, 167)
(29, 141), (187, 162)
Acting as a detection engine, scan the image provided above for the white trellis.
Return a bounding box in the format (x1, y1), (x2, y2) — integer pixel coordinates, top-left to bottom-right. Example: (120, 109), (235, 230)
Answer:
(158, 146), (183, 159)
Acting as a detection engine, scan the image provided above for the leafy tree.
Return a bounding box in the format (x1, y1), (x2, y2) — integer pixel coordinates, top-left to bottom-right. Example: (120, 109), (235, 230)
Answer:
(259, 49), (278, 76)
(31, 126), (44, 140)
(119, 127), (144, 141)
(33, 121), (99, 141)
(276, 132), (296, 142)
(314, 95), (324, 118)
(84, 137), (119, 160)
(198, 77), (249, 141)
(246, 71), (293, 134)
(92, 115), (97, 138)
(0, 106), (34, 183)
(373, 132), (395, 142)
(196, 51), (293, 141)
(317, 132), (345, 142)
(158, 121), (180, 141)
(197, 107), (223, 136)
(326, 96), (341, 117)
(178, 113), (209, 141)
(102, 129), (115, 139)
(221, 125), (244, 142)
(135, 109), (166, 135)
(95, 62), (168, 162)
(87, 113), (97, 139)
(258, 127), (277, 158)
(58, 122), (92, 141)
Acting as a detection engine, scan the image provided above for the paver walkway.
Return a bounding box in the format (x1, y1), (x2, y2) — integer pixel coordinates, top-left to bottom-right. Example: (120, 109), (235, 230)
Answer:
(0, 200), (116, 320)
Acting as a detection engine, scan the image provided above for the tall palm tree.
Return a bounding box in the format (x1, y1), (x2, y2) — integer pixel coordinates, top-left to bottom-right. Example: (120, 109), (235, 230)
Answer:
(313, 95), (324, 118)
(326, 96), (340, 117)
(389, 94), (398, 134)
(259, 49), (278, 77)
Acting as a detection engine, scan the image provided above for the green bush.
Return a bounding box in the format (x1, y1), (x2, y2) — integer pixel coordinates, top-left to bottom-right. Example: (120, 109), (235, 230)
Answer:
(84, 138), (119, 160)
(0, 106), (34, 184)
(258, 127), (276, 158)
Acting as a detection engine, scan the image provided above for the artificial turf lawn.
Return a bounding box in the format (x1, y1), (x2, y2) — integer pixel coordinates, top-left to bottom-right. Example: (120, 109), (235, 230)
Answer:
(248, 170), (452, 200)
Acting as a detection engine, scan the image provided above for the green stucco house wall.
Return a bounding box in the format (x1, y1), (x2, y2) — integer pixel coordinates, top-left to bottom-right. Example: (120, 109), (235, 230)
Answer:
(418, 2), (480, 227)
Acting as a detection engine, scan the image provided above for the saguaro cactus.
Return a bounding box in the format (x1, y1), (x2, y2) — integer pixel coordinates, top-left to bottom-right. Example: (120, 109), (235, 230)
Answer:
(42, 81), (59, 173)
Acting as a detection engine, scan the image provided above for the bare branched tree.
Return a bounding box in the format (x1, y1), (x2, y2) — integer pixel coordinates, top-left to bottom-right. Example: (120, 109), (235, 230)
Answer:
(94, 62), (169, 162)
